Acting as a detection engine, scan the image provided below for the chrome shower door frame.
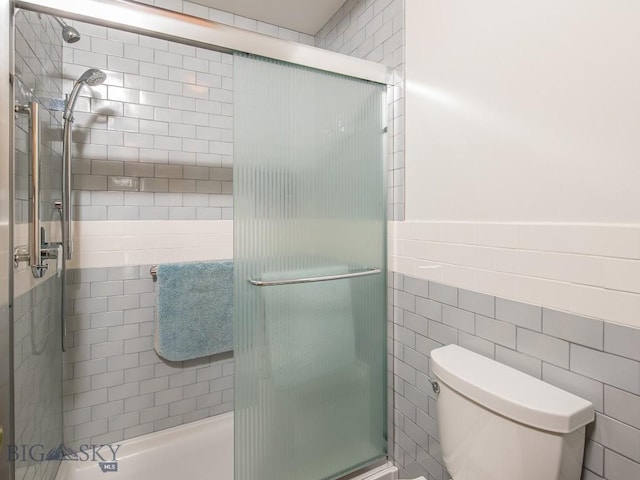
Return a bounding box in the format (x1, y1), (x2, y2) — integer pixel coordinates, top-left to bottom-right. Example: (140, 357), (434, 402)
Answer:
(0, 0), (13, 478)
(13, 0), (390, 85)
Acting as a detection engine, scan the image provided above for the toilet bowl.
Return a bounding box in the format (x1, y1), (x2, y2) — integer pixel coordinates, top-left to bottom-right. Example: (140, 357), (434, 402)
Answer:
(431, 345), (594, 480)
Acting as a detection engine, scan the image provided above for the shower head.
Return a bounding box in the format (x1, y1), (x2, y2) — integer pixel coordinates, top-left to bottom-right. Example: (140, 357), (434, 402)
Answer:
(78, 68), (107, 86)
(62, 25), (81, 44)
(63, 68), (107, 122)
(53, 16), (80, 44)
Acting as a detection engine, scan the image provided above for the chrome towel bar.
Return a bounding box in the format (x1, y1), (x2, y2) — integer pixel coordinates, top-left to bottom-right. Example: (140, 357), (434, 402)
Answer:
(152, 265), (381, 285)
(248, 267), (381, 287)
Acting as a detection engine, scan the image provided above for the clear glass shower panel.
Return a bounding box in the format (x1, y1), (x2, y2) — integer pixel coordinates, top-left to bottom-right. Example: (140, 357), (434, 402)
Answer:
(13, 10), (64, 480)
(234, 53), (387, 480)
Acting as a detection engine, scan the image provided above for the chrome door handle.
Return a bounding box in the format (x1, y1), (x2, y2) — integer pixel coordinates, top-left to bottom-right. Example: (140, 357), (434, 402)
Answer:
(248, 267), (381, 287)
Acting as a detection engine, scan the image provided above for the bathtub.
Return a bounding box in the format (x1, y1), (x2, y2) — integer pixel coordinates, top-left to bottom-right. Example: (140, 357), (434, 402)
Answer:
(55, 413), (233, 480)
(54, 412), (397, 480)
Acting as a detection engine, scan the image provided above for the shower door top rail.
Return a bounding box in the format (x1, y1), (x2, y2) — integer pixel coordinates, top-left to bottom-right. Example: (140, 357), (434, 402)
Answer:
(248, 267), (381, 287)
(15, 0), (391, 85)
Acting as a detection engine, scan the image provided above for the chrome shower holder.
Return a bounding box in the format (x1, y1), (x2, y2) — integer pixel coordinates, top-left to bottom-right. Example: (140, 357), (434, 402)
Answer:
(13, 241), (60, 277)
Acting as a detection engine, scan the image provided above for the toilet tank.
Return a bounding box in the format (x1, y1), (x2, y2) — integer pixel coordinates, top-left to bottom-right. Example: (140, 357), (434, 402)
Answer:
(431, 345), (594, 480)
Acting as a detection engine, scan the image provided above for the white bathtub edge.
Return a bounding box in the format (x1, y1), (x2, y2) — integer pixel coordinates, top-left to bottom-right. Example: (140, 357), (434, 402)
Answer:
(55, 413), (233, 480)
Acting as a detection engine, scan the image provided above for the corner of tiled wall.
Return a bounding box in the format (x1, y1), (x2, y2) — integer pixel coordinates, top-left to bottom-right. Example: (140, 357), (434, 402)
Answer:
(314, 0), (406, 469)
(315, 0), (405, 221)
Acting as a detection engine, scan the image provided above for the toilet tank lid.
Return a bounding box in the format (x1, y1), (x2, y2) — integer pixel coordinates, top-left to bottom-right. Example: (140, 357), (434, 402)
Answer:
(431, 345), (594, 434)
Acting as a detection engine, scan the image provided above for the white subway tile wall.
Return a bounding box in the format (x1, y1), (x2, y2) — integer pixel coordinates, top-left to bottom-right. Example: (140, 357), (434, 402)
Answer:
(316, 0), (404, 220)
(391, 273), (640, 480)
(14, 279), (63, 480)
(139, 0), (315, 45)
(63, 0), (315, 222)
(68, 220), (232, 270)
(63, 22), (234, 221)
(391, 221), (640, 328)
(14, 14), (64, 226)
(63, 265), (234, 448)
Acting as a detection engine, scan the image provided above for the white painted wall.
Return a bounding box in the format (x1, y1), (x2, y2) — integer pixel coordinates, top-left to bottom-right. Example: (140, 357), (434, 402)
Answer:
(400, 0), (640, 327)
(405, 0), (640, 223)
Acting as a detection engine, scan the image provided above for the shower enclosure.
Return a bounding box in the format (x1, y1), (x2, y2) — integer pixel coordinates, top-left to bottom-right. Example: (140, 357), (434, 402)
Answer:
(1, 1), (390, 479)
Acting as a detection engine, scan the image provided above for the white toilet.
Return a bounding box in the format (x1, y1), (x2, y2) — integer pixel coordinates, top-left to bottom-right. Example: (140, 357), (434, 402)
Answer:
(430, 345), (594, 480)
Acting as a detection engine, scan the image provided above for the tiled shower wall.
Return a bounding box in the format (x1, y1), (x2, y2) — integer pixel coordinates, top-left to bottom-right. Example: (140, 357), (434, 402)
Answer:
(64, 0), (314, 222)
(391, 273), (640, 480)
(14, 276), (62, 480)
(61, 20), (238, 446)
(63, 266), (233, 448)
(315, 0), (404, 220)
(14, 11), (64, 480)
(63, 23), (235, 221)
(14, 10), (64, 225)
(139, 0), (315, 45)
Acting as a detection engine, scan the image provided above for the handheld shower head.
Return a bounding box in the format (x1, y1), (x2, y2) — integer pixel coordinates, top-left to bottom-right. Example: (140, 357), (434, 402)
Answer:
(78, 69), (107, 86)
(53, 17), (80, 44)
(63, 68), (107, 122)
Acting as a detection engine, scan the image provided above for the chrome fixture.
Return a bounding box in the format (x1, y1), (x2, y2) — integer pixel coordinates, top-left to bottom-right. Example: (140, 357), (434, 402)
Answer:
(431, 380), (440, 394)
(150, 265), (382, 284)
(63, 68), (106, 122)
(248, 267), (381, 286)
(62, 68), (106, 261)
(59, 68), (106, 350)
(52, 16), (80, 43)
(15, 0), (389, 84)
(13, 101), (61, 277)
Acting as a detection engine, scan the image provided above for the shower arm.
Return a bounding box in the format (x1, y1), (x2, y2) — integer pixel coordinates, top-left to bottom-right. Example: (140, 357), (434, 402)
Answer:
(63, 81), (84, 122)
(52, 15), (65, 29)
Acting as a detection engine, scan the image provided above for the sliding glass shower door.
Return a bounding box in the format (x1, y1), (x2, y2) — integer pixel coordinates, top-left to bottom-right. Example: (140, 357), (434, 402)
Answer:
(234, 53), (387, 480)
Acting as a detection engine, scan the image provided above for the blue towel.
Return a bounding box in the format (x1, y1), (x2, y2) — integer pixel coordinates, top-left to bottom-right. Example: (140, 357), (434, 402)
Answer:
(155, 261), (233, 362)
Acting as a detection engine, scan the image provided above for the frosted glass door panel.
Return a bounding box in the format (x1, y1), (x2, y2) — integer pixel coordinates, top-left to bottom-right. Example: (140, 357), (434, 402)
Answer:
(234, 53), (387, 480)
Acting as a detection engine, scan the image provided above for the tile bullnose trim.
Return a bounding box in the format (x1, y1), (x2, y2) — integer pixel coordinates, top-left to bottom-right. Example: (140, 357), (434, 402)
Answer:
(67, 219), (233, 270)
